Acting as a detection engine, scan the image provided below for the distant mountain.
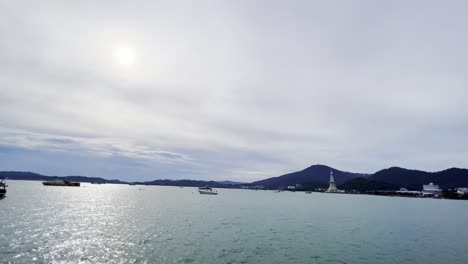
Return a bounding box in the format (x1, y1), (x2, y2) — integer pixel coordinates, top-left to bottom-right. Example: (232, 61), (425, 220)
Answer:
(0, 171), (235, 188)
(254, 165), (468, 190)
(252, 164), (367, 189)
(217, 180), (246, 185)
(369, 167), (468, 189)
(338, 177), (399, 192)
(0, 171), (126, 184)
(4, 165), (468, 191)
(138, 179), (231, 188)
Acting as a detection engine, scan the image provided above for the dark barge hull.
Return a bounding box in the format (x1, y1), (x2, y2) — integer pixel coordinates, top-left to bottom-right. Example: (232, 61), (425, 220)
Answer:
(42, 182), (80, 187)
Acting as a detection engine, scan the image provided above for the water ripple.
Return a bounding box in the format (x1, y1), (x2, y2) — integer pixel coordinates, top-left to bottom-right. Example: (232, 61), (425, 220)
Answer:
(1, 182), (468, 263)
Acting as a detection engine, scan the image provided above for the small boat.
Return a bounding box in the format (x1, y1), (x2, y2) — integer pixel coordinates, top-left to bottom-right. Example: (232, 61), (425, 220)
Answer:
(198, 186), (218, 195)
(0, 178), (7, 198)
(42, 180), (80, 187)
(305, 191), (312, 194)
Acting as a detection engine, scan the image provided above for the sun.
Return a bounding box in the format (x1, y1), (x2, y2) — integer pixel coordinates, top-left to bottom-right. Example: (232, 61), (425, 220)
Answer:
(114, 46), (136, 66)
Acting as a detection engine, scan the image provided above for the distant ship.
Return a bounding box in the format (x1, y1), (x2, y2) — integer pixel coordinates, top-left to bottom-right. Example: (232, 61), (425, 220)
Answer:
(42, 180), (80, 187)
(198, 186), (218, 195)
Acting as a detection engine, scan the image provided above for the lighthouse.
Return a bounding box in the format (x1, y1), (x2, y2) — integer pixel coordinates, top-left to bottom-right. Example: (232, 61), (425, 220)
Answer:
(326, 170), (339, 192)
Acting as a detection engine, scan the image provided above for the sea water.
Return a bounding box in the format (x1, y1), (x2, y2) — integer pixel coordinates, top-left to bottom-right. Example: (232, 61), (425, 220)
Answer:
(1, 181), (467, 263)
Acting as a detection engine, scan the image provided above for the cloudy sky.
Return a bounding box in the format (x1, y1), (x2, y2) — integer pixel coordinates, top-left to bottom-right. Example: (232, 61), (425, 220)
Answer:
(1, 0), (468, 182)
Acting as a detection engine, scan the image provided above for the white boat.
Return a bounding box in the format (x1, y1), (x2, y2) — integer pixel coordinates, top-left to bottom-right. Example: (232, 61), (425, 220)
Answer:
(198, 187), (218, 195)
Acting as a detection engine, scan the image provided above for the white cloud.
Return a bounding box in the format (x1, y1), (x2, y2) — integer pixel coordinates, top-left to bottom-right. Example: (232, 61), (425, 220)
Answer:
(0, 127), (191, 163)
(1, 0), (468, 180)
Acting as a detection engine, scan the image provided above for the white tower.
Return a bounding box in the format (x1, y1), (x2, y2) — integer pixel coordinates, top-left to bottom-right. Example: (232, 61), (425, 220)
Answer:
(327, 170), (338, 192)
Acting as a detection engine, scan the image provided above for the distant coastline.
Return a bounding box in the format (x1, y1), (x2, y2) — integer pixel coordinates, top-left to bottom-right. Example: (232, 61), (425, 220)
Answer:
(2, 164), (468, 200)
(0, 171), (242, 188)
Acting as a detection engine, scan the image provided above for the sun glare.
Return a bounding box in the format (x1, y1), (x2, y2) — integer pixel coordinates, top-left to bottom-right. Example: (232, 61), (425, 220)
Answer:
(114, 46), (136, 66)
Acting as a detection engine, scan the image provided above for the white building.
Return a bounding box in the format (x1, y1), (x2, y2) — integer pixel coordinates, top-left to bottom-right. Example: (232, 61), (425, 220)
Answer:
(422, 182), (442, 196)
(457, 188), (468, 195)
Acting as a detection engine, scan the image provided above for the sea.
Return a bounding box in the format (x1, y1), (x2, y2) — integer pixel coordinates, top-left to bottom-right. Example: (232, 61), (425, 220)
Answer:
(1, 180), (468, 264)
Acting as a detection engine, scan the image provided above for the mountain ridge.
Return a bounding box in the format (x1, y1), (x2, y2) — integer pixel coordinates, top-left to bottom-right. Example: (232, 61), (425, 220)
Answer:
(369, 166), (468, 189)
(0, 171), (235, 188)
(251, 164), (368, 188)
(251, 165), (468, 190)
(0, 171), (126, 184)
(3, 164), (468, 190)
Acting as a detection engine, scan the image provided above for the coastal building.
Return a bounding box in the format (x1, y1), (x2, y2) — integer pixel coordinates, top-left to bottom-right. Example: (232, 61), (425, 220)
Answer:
(422, 182), (442, 196)
(326, 170), (342, 193)
(240, 185), (264, 190)
(396, 188), (421, 196)
(457, 188), (468, 195)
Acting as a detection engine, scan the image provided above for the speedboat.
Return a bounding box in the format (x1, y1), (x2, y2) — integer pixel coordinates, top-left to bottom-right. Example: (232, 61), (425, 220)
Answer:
(42, 180), (80, 187)
(198, 186), (218, 195)
(0, 178), (7, 198)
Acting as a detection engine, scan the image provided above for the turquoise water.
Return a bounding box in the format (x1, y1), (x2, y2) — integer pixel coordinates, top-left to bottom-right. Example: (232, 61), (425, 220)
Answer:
(1, 181), (468, 264)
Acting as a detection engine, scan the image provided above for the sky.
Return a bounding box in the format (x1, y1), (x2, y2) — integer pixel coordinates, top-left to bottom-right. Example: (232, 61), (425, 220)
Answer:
(1, 0), (468, 182)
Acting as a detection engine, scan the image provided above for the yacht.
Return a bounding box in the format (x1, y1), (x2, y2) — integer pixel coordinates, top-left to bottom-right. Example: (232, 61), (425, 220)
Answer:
(0, 178), (7, 198)
(42, 180), (80, 187)
(198, 186), (218, 195)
